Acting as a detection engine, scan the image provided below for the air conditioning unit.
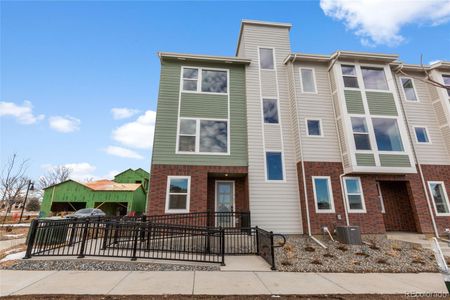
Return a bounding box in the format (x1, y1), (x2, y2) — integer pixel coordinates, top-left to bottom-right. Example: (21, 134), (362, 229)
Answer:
(335, 226), (362, 245)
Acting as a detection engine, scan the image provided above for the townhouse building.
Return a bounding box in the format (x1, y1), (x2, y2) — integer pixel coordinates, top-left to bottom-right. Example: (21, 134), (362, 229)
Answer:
(149, 20), (450, 236)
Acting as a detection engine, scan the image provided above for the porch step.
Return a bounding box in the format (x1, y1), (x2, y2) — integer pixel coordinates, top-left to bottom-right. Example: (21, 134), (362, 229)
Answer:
(221, 256), (272, 272)
(387, 232), (450, 257)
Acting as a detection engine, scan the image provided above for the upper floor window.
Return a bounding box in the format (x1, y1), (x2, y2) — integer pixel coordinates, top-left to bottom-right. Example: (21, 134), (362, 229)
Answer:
(414, 126), (430, 144)
(178, 118), (228, 154)
(427, 181), (450, 216)
(263, 99), (279, 124)
(266, 151), (284, 181)
(182, 67), (227, 94)
(306, 119), (322, 137)
(300, 68), (317, 93)
(400, 77), (418, 101)
(372, 118), (404, 151)
(259, 48), (274, 70)
(343, 177), (366, 213)
(351, 117), (371, 150)
(341, 65), (359, 88)
(443, 75), (450, 97)
(166, 176), (190, 213)
(312, 176), (335, 213)
(361, 67), (388, 90)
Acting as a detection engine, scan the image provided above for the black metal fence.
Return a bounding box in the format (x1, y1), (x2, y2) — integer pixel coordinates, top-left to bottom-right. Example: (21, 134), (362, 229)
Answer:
(147, 211), (251, 228)
(25, 213), (284, 269)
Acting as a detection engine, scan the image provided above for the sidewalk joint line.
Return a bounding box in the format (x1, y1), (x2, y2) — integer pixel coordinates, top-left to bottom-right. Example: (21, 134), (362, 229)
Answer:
(316, 273), (354, 294)
(191, 271), (196, 295)
(106, 271), (132, 295)
(254, 271), (273, 295)
(9, 270), (59, 295)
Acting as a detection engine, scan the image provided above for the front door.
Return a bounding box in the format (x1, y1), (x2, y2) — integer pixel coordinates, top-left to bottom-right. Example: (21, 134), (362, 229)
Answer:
(215, 181), (235, 227)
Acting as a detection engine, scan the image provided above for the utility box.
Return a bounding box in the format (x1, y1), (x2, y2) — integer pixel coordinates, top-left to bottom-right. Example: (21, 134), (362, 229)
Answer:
(335, 226), (362, 245)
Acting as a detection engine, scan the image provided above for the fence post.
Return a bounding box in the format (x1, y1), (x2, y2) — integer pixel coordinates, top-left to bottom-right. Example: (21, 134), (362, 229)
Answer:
(131, 224), (139, 261)
(255, 226), (259, 255)
(270, 231), (276, 270)
(140, 215), (146, 242)
(77, 219), (90, 258)
(102, 222), (109, 250)
(220, 227), (225, 266)
(68, 221), (77, 246)
(24, 219), (39, 259)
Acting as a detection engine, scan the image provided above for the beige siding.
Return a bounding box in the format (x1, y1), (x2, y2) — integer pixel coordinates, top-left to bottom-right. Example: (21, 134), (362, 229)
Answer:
(239, 24), (302, 234)
(395, 73), (450, 165)
(264, 124), (283, 150)
(286, 63), (301, 161)
(260, 71), (278, 98)
(294, 62), (342, 162)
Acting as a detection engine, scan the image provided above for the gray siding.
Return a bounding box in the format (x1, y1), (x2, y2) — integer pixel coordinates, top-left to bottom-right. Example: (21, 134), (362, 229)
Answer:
(344, 90), (365, 114)
(356, 153), (376, 166)
(379, 154), (411, 167)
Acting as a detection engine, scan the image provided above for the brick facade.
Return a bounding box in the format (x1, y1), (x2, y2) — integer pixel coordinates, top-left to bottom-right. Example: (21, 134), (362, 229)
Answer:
(297, 161), (450, 235)
(148, 164), (248, 215)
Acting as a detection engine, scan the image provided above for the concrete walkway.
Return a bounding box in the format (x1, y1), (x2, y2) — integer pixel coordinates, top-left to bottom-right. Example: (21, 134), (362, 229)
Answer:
(387, 232), (450, 257)
(1, 270), (448, 296)
(0, 238), (26, 251)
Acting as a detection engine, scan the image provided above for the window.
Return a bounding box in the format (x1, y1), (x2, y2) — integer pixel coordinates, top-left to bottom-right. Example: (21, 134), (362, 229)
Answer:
(341, 65), (359, 88)
(263, 99), (279, 124)
(266, 152), (284, 181)
(166, 176), (190, 213)
(300, 68), (317, 93)
(181, 67), (227, 94)
(361, 67), (388, 90)
(312, 177), (335, 213)
(259, 48), (274, 70)
(414, 127), (430, 144)
(306, 119), (322, 136)
(351, 117), (371, 150)
(443, 75), (450, 97)
(178, 118), (228, 154)
(427, 181), (450, 216)
(372, 118), (404, 151)
(343, 177), (366, 213)
(400, 78), (418, 101)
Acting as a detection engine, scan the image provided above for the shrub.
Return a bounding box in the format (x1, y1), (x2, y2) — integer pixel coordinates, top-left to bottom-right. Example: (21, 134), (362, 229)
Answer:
(25, 198), (40, 212)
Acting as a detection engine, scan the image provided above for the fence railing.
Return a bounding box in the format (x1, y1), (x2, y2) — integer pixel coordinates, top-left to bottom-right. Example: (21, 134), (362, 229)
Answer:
(147, 211), (251, 228)
(25, 213), (284, 269)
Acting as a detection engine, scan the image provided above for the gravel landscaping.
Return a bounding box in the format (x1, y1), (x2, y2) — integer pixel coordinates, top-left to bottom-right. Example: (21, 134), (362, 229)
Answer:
(1, 258), (220, 271)
(275, 235), (443, 273)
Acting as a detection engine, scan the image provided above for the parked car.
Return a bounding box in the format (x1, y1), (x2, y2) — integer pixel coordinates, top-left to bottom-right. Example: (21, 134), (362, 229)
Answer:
(64, 208), (106, 219)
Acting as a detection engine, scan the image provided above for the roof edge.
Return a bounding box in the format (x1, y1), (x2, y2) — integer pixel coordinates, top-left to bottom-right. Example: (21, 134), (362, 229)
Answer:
(158, 52), (251, 64)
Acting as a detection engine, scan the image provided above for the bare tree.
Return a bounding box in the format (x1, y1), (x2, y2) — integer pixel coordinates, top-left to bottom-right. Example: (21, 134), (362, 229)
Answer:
(0, 153), (30, 215)
(38, 165), (72, 190)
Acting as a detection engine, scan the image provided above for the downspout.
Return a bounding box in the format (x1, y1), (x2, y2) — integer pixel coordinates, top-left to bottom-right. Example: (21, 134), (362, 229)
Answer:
(327, 52), (350, 226)
(394, 65), (441, 238)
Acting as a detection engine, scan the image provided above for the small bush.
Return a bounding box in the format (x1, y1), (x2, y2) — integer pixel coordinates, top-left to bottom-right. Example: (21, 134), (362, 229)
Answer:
(304, 246), (316, 252)
(376, 258), (389, 265)
(323, 253), (334, 258)
(355, 252), (370, 258)
(337, 245), (348, 252)
(412, 259), (425, 265)
(311, 259), (322, 265)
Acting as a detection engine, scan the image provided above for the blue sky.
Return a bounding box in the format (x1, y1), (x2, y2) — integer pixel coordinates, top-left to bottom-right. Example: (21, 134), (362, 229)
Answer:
(1, 1), (450, 182)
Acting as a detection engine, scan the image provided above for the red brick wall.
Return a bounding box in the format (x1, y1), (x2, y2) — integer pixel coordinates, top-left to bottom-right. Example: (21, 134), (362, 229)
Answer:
(297, 162), (450, 235)
(148, 164), (248, 215)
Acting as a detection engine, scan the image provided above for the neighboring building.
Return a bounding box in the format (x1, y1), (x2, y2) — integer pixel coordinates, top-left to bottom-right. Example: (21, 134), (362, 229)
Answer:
(40, 169), (149, 217)
(149, 20), (450, 236)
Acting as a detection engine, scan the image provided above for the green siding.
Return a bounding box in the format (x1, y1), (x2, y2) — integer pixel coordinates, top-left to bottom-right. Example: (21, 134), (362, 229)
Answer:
(366, 92), (398, 116)
(180, 93), (228, 119)
(114, 169), (149, 191)
(379, 154), (411, 167)
(355, 153), (376, 166)
(152, 60), (248, 166)
(344, 90), (365, 114)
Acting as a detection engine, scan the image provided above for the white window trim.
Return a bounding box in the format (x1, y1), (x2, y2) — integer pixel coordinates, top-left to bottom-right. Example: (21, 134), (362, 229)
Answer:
(305, 118), (324, 137)
(180, 66), (229, 95)
(299, 67), (318, 94)
(176, 117), (230, 155)
(215, 180), (235, 213)
(259, 47), (275, 71)
(312, 176), (335, 213)
(427, 181), (450, 217)
(376, 182), (385, 214)
(399, 76), (420, 102)
(350, 116), (372, 151)
(165, 176), (191, 214)
(264, 150), (286, 183)
(412, 126), (432, 144)
(343, 177), (367, 213)
(262, 98), (280, 125)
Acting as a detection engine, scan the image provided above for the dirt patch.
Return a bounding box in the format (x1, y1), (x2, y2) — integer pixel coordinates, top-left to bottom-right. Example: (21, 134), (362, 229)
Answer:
(275, 235), (439, 273)
(0, 226), (29, 241)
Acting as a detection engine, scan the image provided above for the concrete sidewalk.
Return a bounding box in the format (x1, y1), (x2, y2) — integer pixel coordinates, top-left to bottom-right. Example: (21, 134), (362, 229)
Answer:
(1, 270), (448, 296)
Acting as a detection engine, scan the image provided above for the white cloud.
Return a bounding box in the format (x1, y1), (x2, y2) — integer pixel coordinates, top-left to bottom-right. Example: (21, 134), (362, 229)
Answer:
(111, 107), (140, 120)
(105, 170), (119, 179)
(112, 110), (156, 149)
(42, 162), (97, 181)
(49, 115), (81, 133)
(0, 100), (44, 124)
(105, 145), (144, 159)
(320, 0), (450, 46)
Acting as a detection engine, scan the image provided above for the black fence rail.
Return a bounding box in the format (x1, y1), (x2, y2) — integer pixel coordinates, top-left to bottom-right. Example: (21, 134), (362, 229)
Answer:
(25, 213), (284, 269)
(147, 211), (251, 228)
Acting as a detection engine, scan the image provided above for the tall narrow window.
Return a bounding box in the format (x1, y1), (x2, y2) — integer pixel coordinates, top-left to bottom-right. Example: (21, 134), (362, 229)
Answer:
(443, 75), (450, 97)
(166, 176), (190, 213)
(400, 78), (418, 101)
(341, 65), (359, 88)
(178, 119), (196, 152)
(306, 119), (322, 136)
(259, 48), (274, 70)
(182, 68), (198, 91)
(263, 99), (279, 124)
(300, 68), (317, 93)
(351, 117), (371, 150)
(414, 127), (430, 144)
(343, 177), (366, 213)
(428, 181), (450, 216)
(266, 152), (283, 181)
(372, 118), (404, 151)
(312, 176), (335, 213)
(361, 67), (388, 90)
